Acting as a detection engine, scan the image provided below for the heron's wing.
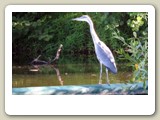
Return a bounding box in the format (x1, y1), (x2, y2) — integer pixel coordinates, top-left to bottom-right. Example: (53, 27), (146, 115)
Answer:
(95, 41), (117, 74)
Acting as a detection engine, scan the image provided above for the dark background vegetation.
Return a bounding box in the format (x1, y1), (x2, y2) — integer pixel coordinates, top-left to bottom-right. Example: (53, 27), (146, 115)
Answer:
(12, 12), (148, 83)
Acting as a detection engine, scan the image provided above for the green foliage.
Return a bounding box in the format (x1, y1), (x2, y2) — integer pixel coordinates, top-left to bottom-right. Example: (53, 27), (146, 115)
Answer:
(115, 12), (148, 85)
(12, 12), (148, 85)
(127, 12), (147, 32)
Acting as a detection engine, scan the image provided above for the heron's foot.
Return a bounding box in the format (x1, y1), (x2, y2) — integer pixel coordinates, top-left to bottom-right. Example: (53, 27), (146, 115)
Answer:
(107, 83), (110, 86)
(99, 80), (102, 84)
(106, 80), (110, 86)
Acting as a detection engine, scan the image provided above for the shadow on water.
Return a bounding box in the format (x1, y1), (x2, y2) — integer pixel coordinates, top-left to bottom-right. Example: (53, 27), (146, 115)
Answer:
(12, 55), (133, 88)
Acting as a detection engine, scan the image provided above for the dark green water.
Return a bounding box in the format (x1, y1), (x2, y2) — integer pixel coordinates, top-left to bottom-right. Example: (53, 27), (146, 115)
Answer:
(12, 63), (132, 88)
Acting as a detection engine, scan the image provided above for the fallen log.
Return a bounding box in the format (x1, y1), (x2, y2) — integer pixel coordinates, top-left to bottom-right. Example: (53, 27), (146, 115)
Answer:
(29, 44), (63, 72)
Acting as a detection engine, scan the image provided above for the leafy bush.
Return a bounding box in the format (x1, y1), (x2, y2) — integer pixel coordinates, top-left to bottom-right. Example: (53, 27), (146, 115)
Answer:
(115, 12), (148, 85)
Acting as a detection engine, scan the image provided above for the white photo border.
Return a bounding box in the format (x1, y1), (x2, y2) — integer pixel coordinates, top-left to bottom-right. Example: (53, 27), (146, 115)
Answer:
(5, 5), (155, 115)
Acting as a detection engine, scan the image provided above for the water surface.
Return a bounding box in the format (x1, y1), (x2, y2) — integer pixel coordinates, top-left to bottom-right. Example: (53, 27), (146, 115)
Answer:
(13, 63), (132, 88)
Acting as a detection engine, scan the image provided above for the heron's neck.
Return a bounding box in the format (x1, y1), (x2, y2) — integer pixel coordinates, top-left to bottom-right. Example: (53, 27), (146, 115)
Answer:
(87, 20), (100, 44)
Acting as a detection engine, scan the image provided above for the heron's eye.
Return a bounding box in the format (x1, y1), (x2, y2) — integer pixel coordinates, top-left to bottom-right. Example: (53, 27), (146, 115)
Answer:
(98, 42), (101, 45)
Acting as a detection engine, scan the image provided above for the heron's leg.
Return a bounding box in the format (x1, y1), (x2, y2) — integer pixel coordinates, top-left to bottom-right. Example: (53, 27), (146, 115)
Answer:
(106, 68), (110, 85)
(99, 62), (102, 84)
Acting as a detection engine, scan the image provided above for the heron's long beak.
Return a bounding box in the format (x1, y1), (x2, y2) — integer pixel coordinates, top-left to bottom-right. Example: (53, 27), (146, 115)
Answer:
(72, 17), (82, 21)
(72, 17), (83, 21)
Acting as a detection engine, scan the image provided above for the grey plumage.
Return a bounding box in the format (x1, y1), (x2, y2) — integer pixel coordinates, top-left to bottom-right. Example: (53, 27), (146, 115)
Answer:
(72, 15), (117, 84)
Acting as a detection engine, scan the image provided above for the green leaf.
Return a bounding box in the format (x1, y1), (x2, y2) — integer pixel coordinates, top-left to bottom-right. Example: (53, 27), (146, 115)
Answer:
(133, 32), (137, 38)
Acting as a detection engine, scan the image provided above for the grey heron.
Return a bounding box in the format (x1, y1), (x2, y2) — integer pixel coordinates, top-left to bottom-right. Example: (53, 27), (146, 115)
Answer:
(72, 15), (117, 84)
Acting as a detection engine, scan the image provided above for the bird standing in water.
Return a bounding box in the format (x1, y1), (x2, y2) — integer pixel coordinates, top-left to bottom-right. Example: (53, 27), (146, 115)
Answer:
(72, 15), (117, 84)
